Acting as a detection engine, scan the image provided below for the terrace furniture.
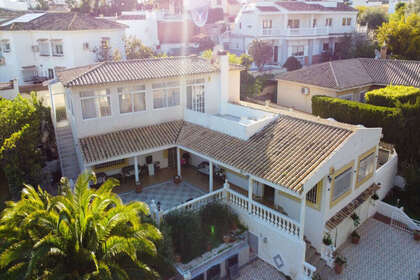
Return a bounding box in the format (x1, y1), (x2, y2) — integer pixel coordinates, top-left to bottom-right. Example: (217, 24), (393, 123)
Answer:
(91, 172), (107, 189)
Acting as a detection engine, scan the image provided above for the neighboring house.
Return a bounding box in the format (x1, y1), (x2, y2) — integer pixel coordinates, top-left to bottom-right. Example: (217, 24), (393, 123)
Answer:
(276, 58), (420, 113)
(0, 78), (18, 99)
(0, 12), (126, 85)
(222, 1), (357, 66)
(0, 0), (28, 11)
(49, 53), (396, 279)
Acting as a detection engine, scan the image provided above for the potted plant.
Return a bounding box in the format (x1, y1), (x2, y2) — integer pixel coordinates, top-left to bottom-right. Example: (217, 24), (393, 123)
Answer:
(351, 230), (360, 244)
(350, 213), (360, 227)
(173, 175), (182, 184)
(371, 193), (379, 200)
(334, 255), (347, 274)
(323, 232), (332, 246)
(414, 230), (420, 241)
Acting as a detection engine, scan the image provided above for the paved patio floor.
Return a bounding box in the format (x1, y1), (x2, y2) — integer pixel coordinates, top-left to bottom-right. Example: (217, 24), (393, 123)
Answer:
(118, 181), (205, 211)
(331, 218), (420, 280)
(236, 259), (286, 280)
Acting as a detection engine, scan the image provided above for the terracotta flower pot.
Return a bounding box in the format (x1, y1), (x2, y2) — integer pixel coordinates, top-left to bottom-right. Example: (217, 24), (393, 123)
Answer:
(135, 185), (142, 193)
(334, 262), (344, 274)
(351, 235), (360, 244)
(414, 230), (420, 241)
(173, 176), (182, 184)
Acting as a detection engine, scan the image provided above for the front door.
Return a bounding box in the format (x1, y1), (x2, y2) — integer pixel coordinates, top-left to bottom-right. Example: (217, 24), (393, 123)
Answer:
(273, 46), (279, 63)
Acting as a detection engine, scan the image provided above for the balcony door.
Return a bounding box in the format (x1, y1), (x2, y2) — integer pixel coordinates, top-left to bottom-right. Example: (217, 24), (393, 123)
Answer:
(273, 46), (279, 63)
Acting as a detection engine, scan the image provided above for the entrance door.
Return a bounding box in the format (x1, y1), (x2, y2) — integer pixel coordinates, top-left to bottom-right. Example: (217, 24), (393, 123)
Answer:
(273, 46), (279, 63)
(168, 148), (177, 168)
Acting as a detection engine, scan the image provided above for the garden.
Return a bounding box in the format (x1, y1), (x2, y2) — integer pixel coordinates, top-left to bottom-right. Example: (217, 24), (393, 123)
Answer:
(162, 202), (246, 264)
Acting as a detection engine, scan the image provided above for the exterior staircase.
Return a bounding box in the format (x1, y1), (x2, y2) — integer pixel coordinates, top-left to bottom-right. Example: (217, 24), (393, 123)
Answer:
(304, 238), (335, 280)
(55, 124), (80, 181)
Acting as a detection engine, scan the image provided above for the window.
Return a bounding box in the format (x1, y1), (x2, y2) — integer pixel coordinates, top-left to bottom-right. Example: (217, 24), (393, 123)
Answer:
(331, 165), (354, 204)
(101, 37), (110, 49)
(186, 78), (205, 113)
(48, 68), (54, 79)
(347, 17), (352, 25)
(152, 81), (180, 109)
(292, 45), (304, 57)
(1, 39), (10, 52)
(239, 22), (242, 29)
(118, 85), (146, 114)
(51, 40), (63, 56)
(288, 19), (300, 29)
(312, 19), (317, 28)
(357, 150), (375, 186)
(38, 39), (50, 56)
(262, 19), (272, 29)
(80, 89), (111, 120)
(325, 18), (332, 26)
(342, 18), (351, 26)
(306, 181), (322, 210)
(322, 43), (329, 52)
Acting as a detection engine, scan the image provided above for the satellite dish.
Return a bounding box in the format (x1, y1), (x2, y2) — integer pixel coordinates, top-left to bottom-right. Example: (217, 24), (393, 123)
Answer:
(188, 0), (210, 27)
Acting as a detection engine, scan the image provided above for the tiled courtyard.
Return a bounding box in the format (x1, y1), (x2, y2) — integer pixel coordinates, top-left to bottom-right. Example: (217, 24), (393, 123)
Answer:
(118, 181), (205, 211)
(331, 218), (420, 280)
(237, 259), (286, 280)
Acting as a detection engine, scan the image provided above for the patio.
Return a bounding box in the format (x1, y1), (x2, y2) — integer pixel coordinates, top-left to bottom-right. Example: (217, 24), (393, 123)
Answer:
(236, 259), (287, 280)
(331, 217), (420, 280)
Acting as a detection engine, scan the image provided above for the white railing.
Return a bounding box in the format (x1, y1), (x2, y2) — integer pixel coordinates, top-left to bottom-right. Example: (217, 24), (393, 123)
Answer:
(320, 244), (336, 268)
(261, 27), (329, 37)
(376, 200), (420, 231)
(226, 189), (301, 238)
(160, 189), (224, 218)
(303, 261), (316, 279)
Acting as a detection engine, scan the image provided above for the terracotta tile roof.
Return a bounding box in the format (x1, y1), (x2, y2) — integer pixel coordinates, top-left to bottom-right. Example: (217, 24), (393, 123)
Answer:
(257, 6), (280, 12)
(275, 1), (356, 12)
(57, 57), (219, 87)
(80, 120), (183, 164)
(80, 116), (354, 193)
(277, 58), (420, 90)
(326, 184), (380, 231)
(0, 12), (126, 31)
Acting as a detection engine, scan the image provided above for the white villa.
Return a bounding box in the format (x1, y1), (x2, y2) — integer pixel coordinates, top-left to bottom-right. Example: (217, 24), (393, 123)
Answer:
(222, 1), (357, 66)
(0, 12), (126, 85)
(48, 52), (397, 279)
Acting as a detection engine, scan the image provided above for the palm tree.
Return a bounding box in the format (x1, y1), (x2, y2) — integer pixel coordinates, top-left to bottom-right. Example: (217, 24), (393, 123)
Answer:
(0, 171), (162, 279)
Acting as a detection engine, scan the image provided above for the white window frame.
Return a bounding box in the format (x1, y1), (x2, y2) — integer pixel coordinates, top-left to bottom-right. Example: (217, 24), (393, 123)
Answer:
(186, 78), (206, 113)
(118, 85), (146, 114)
(152, 81), (180, 109)
(288, 19), (300, 29)
(38, 39), (50, 56)
(51, 39), (64, 56)
(331, 166), (353, 205)
(80, 89), (112, 120)
(325, 18), (332, 27)
(262, 19), (272, 29)
(291, 45), (305, 57)
(1, 39), (10, 53)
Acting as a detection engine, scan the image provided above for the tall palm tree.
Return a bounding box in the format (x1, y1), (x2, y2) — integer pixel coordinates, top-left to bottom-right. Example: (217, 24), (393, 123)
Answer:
(0, 171), (162, 279)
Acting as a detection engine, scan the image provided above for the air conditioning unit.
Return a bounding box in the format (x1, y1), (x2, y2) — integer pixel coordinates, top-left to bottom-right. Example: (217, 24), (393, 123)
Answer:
(32, 45), (39, 52)
(301, 87), (310, 95)
(83, 42), (89, 50)
(0, 57), (5, 65)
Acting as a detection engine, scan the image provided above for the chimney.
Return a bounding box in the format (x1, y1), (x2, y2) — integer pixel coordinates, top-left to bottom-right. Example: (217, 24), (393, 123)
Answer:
(218, 50), (229, 114)
(380, 45), (387, 59)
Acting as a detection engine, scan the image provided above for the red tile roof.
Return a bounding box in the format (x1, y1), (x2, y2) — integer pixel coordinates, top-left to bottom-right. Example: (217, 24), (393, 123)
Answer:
(257, 6), (280, 12)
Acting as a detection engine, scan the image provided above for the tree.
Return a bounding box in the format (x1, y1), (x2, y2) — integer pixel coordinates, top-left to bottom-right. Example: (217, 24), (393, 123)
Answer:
(197, 37), (215, 52)
(248, 40), (273, 71)
(282, 56), (302, 72)
(0, 171), (162, 279)
(0, 94), (53, 197)
(125, 36), (155, 60)
(357, 6), (388, 30)
(377, 13), (420, 60)
(200, 49), (244, 65)
(408, 0), (420, 14)
(240, 53), (253, 70)
(333, 34), (377, 60)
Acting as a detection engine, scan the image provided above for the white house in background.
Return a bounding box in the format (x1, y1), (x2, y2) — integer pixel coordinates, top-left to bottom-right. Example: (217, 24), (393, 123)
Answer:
(48, 52), (397, 279)
(0, 78), (18, 99)
(0, 0), (28, 11)
(0, 12), (126, 85)
(222, 1), (357, 66)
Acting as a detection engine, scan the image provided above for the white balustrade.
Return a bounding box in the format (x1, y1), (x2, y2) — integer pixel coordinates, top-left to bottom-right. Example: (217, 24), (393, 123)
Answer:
(303, 262), (316, 279)
(226, 189), (301, 238)
(320, 244), (336, 268)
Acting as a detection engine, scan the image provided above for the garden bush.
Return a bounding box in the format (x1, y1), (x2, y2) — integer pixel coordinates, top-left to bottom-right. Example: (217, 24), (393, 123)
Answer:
(365, 85), (420, 107)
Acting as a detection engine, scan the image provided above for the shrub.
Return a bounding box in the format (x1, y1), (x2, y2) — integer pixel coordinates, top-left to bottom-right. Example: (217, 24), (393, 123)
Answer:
(365, 86), (420, 107)
(283, 56), (302, 71)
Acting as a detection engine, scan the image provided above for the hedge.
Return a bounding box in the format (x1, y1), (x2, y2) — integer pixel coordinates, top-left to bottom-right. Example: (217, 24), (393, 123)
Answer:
(311, 95), (420, 163)
(365, 85), (420, 107)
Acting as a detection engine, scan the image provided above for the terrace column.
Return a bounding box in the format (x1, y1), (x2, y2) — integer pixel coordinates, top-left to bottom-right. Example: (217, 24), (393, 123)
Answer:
(176, 147), (181, 177)
(299, 196), (306, 240)
(209, 161), (214, 193)
(134, 156), (140, 185)
(248, 177), (253, 213)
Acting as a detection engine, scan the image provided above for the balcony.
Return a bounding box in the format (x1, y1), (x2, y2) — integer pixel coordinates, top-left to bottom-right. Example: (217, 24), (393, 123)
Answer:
(261, 26), (355, 37)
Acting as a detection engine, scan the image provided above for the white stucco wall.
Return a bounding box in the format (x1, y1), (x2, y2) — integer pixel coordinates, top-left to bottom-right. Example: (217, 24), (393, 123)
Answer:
(375, 150), (398, 200)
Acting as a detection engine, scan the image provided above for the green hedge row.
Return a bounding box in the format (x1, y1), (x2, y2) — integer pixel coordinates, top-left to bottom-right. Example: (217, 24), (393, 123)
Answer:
(312, 95), (420, 163)
(365, 86), (420, 107)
